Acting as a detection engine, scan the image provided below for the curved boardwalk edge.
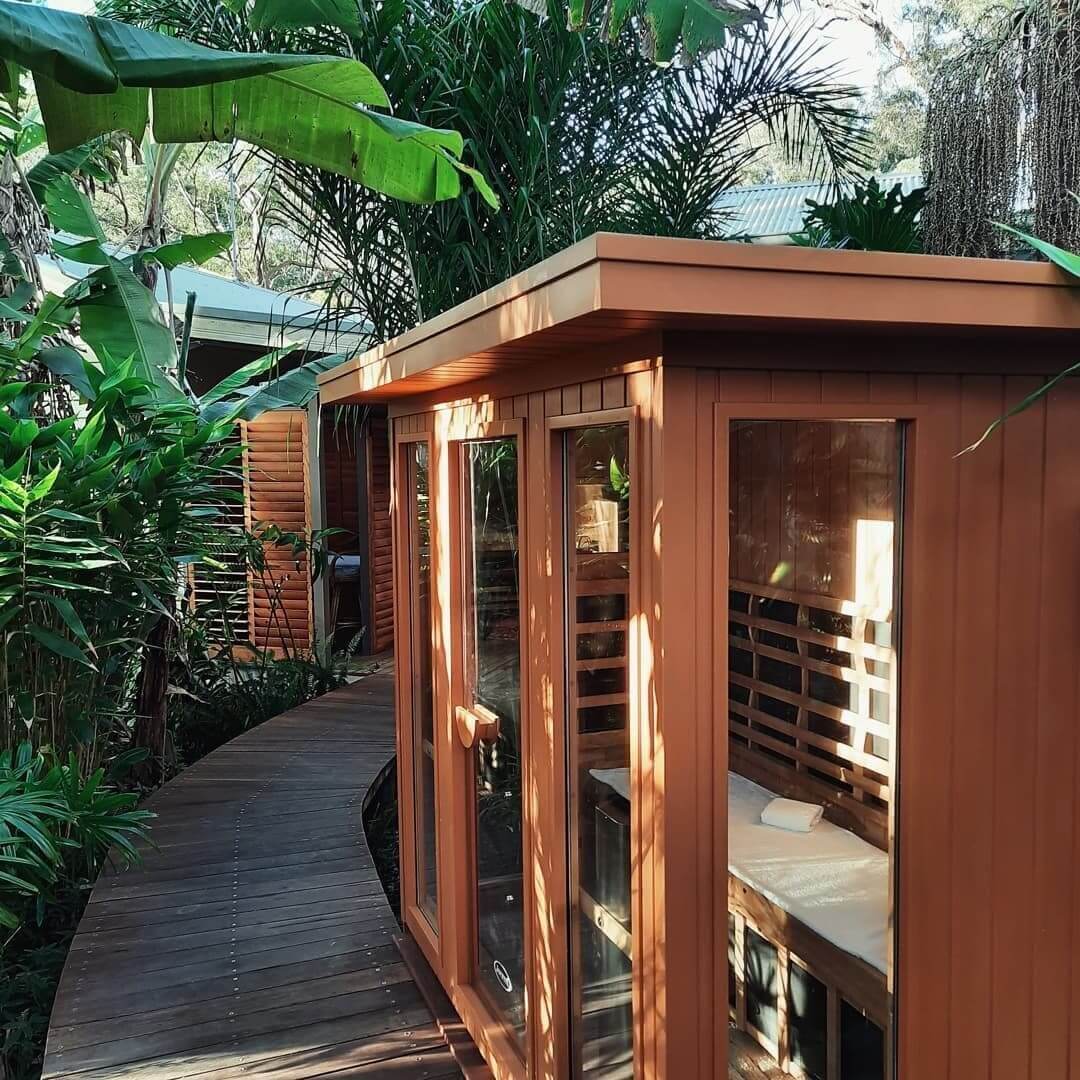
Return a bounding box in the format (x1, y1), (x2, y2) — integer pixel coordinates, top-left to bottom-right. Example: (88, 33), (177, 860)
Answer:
(42, 668), (461, 1080)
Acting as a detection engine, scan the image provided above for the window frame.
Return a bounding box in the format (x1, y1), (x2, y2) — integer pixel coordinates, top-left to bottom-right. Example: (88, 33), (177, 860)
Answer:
(393, 430), (442, 969)
(714, 402), (919, 1080)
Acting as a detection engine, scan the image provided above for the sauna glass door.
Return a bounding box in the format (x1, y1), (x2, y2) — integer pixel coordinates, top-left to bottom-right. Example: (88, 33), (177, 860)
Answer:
(563, 422), (634, 1079)
(461, 437), (527, 1046)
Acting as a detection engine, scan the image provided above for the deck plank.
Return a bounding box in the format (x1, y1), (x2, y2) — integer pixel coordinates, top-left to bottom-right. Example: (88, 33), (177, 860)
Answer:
(43, 667), (462, 1080)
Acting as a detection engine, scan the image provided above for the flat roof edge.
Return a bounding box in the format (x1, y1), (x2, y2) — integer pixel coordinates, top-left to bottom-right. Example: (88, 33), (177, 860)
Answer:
(318, 235), (1080, 404)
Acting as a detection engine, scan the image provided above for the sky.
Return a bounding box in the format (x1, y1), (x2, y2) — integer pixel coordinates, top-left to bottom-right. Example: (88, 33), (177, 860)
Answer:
(815, 16), (881, 90)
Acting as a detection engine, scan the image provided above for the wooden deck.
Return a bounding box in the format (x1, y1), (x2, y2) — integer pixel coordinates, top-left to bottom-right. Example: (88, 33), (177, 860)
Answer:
(42, 667), (462, 1080)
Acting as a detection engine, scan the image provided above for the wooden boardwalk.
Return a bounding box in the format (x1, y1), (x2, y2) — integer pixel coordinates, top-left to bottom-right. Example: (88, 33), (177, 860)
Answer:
(42, 668), (461, 1080)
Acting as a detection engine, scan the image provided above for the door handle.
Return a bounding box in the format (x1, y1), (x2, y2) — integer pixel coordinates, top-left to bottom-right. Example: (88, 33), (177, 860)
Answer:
(455, 704), (500, 748)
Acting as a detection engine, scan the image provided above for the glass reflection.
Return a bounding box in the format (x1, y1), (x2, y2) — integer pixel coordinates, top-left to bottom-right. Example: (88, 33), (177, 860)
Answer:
(727, 420), (898, 1080)
(464, 438), (526, 1043)
(566, 424), (633, 1079)
(407, 442), (438, 928)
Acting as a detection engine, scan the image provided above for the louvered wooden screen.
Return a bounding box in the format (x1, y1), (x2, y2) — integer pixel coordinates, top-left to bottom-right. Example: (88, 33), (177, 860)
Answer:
(366, 414), (394, 653)
(189, 426), (249, 644)
(242, 410), (313, 655)
(322, 416), (361, 557)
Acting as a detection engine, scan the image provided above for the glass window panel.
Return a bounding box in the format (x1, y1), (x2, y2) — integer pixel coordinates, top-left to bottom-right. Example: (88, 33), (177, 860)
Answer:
(463, 438), (526, 1044)
(567, 424), (633, 1080)
(407, 443), (438, 928)
(728, 420), (901, 1079)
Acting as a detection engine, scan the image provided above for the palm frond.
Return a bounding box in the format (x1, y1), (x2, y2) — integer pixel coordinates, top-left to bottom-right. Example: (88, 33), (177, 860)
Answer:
(98, 0), (868, 334)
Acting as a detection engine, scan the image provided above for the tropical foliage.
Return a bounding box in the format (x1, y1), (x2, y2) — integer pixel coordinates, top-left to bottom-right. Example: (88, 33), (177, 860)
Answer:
(961, 220), (1080, 453)
(0, 31), (384, 1071)
(922, 0), (1080, 257)
(1, 741), (152, 1079)
(105, 0), (868, 342)
(793, 177), (926, 252)
(535, 0), (764, 65)
(0, 742), (152, 931)
(0, 0), (493, 207)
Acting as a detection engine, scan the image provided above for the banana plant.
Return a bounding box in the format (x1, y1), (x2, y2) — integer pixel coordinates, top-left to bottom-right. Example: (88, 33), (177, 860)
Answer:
(0, 0), (495, 208)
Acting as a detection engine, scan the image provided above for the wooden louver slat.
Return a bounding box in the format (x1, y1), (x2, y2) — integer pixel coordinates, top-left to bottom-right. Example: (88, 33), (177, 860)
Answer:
(242, 410), (313, 655)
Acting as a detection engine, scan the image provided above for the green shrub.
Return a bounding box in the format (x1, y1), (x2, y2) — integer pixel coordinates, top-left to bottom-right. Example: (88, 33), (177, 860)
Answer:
(0, 908), (78, 1080)
(793, 177), (927, 253)
(169, 641), (355, 764)
(0, 743), (153, 1080)
(0, 742), (153, 932)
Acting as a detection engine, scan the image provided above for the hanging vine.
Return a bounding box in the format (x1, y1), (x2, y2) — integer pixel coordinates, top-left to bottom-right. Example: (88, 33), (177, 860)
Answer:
(922, 0), (1080, 258)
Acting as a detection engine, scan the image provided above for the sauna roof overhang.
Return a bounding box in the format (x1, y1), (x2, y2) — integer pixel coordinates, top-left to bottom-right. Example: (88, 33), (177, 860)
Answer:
(317, 232), (1080, 404)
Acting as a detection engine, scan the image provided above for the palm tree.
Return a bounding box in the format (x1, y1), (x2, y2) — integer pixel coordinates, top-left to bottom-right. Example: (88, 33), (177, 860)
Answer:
(101, 0), (869, 343)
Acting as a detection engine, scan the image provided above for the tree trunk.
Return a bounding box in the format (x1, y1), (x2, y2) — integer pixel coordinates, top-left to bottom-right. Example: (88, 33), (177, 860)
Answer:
(131, 616), (172, 785)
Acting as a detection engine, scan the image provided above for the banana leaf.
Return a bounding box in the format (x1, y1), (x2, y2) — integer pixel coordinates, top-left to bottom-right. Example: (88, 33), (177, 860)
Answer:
(641, 0), (763, 63)
(42, 176), (105, 241)
(200, 353), (346, 424)
(37, 346), (95, 399)
(133, 232), (232, 270)
(25, 142), (109, 203)
(150, 72), (475, 205)
(0, 2), (323, 92)
(0, 0), (493, 205)
(53, 232), (233, 271)
(73, 260), (186, 398)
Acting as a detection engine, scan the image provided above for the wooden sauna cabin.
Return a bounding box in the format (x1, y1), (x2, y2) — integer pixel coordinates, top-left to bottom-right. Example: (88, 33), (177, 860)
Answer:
(318, 235), (1080, 1080)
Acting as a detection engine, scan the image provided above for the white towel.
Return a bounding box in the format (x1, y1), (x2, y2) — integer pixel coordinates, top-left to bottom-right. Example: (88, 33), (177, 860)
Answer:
(760, 797), (824, 833)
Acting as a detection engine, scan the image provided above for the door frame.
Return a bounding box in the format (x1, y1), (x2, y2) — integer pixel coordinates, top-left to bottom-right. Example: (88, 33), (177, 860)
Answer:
(445, 417), (531, 1080)
(546, 407), (642, 1079)
(393, 431), (442, 970)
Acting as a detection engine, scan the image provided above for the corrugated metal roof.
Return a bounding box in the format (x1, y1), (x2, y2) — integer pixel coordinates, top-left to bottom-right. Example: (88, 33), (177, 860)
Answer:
(37, 233), (372, 353)
(716, 174), (924, 240)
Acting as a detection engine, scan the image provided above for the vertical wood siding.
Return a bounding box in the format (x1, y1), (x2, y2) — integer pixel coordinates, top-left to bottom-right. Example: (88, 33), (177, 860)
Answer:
(367, 415), (394, 652)
(243, 410), (313, 654)
(707, 367), (1080, 1080)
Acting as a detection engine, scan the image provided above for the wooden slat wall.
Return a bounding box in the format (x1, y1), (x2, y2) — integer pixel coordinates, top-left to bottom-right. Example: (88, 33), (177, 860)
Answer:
(322, 414), (361, 555)
(698, 363), (1080, 1080)
(243, 410), (313, 655)
(367, 415), (394, 653)
(189, 426), (249, 642)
